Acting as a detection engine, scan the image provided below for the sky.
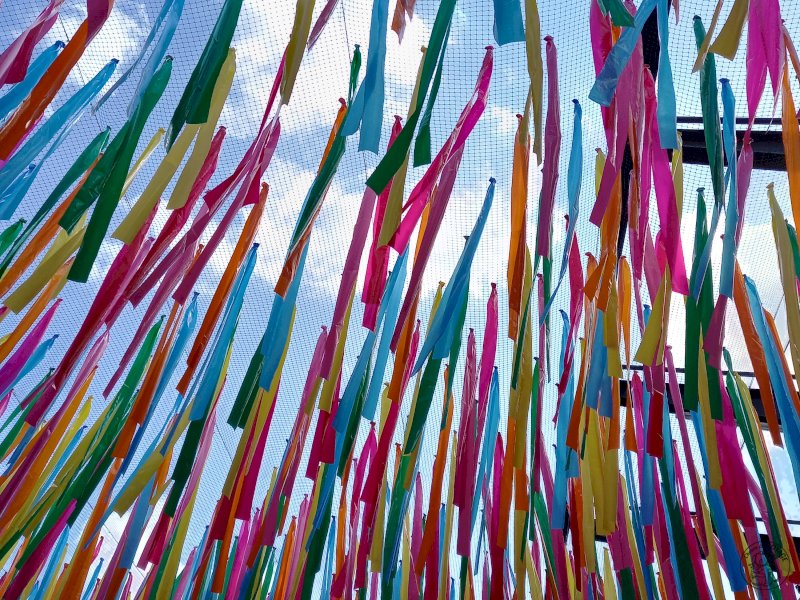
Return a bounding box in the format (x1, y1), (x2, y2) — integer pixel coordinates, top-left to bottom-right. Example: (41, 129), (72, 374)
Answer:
(1, 0), (800, 593)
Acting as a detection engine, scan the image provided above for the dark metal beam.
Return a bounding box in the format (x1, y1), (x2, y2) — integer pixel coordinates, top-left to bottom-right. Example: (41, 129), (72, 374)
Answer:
(618, 368), (776, 428)
(679, 126), (785, 171)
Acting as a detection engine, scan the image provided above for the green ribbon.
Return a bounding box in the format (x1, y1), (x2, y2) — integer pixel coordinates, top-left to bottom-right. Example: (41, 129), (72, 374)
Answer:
(0, 219), (25, 261)
(65, 58), (172, 283)
(166, 0), (244, 149)
(413, 21), (451, 167)
(598, 0), (635, 26)
(365, 0), (457, 194)
(693, 17), (724, 206)
(0, 128), (109, 278)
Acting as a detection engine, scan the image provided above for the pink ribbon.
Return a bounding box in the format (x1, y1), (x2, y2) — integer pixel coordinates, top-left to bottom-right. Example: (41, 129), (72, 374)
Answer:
(536, 37), (562, 257)
(0, 0), (63, 86)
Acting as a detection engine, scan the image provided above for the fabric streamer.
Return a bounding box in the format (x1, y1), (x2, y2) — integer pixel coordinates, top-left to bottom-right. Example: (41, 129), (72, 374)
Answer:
(0, 40), (63, 123)
(0, 5), (796, 600)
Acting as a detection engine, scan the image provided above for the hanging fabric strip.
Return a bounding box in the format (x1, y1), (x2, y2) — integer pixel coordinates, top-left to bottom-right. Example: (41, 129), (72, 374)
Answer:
(0, 0), (63, 86)
(281, 0), (316, 106)
(492, 0), (525, 46)
(389, 46), (493, 253)
(646, 70), (689, 295)
(67, 58), (173, 282)
(508, 112), (528, 341)
(0, 0), (114, 161)
(126, 127), (227, 304)
(167, 0), (243, 147)
(95, 0), (184, 114)
(0, 41), (63, 123)
(0, 127), (108, 278)
(365, 0), (457, 194)
(390, 0), (415, 42)
(166, 47), (237, 210)
(656, 0), (677, 149)
(340, 0), (389, 153)
(708, 0), (748, 60)
(412, 178), (494, 374)
(693, 17), (724, 208)
(589, 0), (656, 106)
(542, 99), (581, 322)
(535, 36), (561, 258)
(692, 1), (723, 74)
(523, 0), (543, 162)
(782, 65), (800, 234)
(717, 79), (738, 299)
(0, 58), (117, 206)
(308, 0), (341, 50)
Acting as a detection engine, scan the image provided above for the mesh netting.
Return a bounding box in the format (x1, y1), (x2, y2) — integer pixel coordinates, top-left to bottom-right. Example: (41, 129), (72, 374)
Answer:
(0, 0), (799, 588)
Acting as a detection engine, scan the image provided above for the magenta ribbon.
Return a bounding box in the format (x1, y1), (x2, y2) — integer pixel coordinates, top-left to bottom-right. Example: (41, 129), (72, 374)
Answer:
(536, 37), (562, 257)
(0, 0), (63, 86)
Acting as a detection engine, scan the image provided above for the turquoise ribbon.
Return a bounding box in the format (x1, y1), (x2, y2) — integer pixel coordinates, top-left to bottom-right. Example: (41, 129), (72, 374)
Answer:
(361, 248), (408, 421)
(120, 480), (154, 568)
(340, 0), (389, 153)
(0, 41), (63, 123)
(492, 0), (525, 45)
(412, 178), (495, 374)
(0, 59), (117, 219)
(656, 0), (677, 148)
(744, 275), (800, 495)
(0, 334), (58, 399)
(94, 0), (184, 115)
(719, 79), (738, 298)
(471, 367), (499, 531)
(31, 524), (70, 600)
(258, 244), (309, 391)
(191, 244), (258, 420)
(589, 0), (656, 106)
(552, 311), (578, 530)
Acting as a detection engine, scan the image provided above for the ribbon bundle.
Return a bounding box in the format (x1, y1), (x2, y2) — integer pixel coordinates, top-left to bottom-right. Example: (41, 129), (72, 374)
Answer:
(0, 0), (797, 598)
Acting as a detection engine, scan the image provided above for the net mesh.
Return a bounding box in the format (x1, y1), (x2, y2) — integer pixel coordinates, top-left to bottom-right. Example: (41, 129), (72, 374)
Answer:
(0, 0), (799, 585)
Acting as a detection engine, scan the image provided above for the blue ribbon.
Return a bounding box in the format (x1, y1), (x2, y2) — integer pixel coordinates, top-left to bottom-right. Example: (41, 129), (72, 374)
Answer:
(589, 0), (656, 106)
(492, 0), (525, 45)
(585, 313), (607, 413)
(471, 367), (500, 531)
(0, 41), (63, 123)
(192, 244), (258, 420)
(413, 178), (495, 374)
(94, 0), (184, 115)
(719, 79), (738, 298)
(0, 59), (117, 200)
(31, 524), (70, 600)
(258, 244), (309, 391)
(744, 276), (800, 496)
(656, 0), (677, 148)
(552, 311), (579, 530)
(350, 248), (407, 423)
(689, 408), (748, 591)
(120, 481), (155, 568)
(340, 0), (389, 153)
(0, 334), (57, 399)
